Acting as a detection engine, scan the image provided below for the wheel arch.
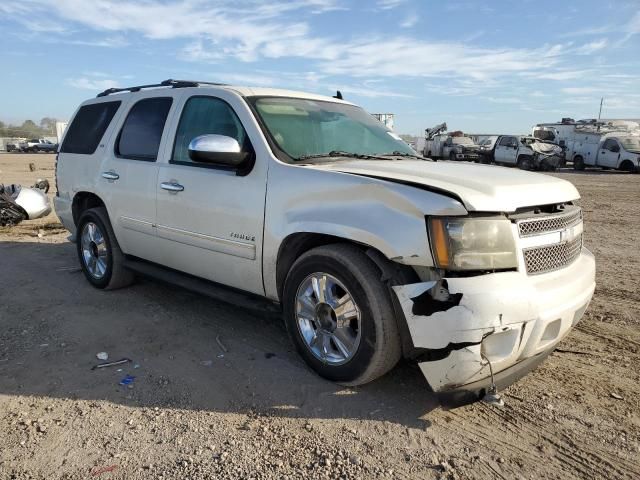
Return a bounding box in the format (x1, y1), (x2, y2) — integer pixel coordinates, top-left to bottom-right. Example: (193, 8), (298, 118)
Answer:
(72, 191), (106, 226)
(619, 159), (635, 172)
(275, 232), (421, 358)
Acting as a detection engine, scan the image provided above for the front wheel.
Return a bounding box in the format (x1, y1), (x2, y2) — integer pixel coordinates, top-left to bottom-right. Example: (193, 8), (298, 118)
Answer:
(449, 151), (457, 161)
(76, 207), (134, 290)
(283, 244), (401, 385)
(517, 155), (533, 170)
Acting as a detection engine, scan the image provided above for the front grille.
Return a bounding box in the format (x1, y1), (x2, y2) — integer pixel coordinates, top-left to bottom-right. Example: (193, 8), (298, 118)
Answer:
(523, 234), (583, 275)
(517, 208), (582, 237)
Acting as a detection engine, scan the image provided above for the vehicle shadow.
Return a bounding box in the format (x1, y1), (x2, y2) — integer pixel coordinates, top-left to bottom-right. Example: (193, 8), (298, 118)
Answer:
(0, 240), (440, 429)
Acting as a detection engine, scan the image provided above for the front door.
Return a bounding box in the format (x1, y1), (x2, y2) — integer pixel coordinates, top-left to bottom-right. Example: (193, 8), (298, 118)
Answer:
(597, 138), (621, 168)
(495, 136), (518, 164)
(154, 92), (268, 295)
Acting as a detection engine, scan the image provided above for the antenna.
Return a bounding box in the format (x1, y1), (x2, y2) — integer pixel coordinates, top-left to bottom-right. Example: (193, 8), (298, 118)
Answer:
(598, 97), (604, 122)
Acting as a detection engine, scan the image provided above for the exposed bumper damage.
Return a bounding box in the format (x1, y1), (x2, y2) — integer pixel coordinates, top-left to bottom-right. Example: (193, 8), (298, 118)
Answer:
(392, 249), (595, 393)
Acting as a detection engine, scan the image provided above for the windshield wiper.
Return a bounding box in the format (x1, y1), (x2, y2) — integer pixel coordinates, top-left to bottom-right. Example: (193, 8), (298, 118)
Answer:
(381, 151), (435, 161)
(295, 151), (390, 161)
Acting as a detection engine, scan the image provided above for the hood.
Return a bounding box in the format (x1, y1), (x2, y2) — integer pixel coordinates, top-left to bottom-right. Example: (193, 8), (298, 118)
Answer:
(306, 159), (580, 212)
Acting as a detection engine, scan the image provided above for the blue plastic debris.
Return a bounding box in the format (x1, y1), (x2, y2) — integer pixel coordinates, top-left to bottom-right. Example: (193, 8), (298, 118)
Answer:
(119, 375), (135, 386)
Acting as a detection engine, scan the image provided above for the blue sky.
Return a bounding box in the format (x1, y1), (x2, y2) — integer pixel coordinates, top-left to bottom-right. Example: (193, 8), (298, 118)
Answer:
(1, 0), (639, 135)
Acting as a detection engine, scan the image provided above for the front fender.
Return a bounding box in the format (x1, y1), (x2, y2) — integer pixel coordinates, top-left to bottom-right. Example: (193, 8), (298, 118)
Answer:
(262, 162), (467, 300)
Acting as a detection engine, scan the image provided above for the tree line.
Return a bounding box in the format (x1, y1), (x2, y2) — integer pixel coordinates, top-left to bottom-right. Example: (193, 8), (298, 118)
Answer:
(0, 118), (59, 138)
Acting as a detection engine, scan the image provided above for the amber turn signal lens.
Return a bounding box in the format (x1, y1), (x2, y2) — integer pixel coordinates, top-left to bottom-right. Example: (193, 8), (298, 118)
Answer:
(430, 218), (450, 268)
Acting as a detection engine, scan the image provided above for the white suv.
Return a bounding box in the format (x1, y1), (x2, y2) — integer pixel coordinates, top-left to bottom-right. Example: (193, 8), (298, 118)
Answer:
(54, 79), (595, 403)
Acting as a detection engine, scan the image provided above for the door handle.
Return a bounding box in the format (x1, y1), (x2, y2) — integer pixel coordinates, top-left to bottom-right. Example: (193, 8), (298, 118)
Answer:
(160, 182), (184, 192)
(101, 171), (120, 181)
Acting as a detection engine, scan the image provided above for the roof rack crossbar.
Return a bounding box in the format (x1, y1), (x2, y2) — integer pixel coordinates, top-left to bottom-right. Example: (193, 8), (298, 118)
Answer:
(96, 79), (228, 97)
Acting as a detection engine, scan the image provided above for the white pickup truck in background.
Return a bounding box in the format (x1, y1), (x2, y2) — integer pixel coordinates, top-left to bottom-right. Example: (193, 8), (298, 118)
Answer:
(493, 135), (564, 171)
(572, 133), (640, 172)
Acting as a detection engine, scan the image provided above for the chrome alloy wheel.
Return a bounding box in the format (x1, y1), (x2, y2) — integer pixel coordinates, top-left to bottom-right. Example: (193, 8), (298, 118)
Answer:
(295, 272), (362, 365)
(80, 221), (108, 279)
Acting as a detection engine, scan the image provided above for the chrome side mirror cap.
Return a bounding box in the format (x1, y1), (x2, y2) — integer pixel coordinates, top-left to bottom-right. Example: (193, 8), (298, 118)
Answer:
(187, 134), (249, 167)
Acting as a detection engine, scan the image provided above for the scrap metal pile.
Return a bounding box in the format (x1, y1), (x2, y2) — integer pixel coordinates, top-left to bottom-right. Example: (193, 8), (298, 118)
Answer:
(0, 180), (51, 227)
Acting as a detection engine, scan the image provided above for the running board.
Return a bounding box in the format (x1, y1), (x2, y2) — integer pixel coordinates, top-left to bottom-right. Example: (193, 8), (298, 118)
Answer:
(122, 257), (282, 314)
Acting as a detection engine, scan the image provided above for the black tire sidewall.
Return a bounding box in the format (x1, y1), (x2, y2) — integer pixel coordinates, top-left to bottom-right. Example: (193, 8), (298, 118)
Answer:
(283, 253), (377, 383)
(76, 210), (114, 289)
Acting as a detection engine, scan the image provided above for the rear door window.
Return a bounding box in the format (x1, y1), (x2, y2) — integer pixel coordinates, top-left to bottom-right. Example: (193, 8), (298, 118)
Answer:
(116, 97), (173, 161)
(60, 101), (121, 154)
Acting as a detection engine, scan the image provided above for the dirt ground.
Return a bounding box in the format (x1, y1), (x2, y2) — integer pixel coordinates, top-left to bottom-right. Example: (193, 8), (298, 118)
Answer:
(1, 153), (639, 480)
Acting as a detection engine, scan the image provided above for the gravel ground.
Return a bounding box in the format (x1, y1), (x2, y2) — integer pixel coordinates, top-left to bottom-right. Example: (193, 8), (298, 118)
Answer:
(1, 153), (639, 479)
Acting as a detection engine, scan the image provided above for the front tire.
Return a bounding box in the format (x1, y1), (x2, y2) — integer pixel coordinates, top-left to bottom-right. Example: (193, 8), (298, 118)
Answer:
(76, 207), (134, 290)
(517, 155), (533, 170)
(283, 244), (401, 386)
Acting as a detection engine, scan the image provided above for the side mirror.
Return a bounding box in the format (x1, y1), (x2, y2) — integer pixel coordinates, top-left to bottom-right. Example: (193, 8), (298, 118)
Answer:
(188, 134), (249, 167)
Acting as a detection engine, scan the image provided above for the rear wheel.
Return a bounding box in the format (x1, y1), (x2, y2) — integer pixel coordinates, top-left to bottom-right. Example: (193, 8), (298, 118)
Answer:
(76, 207), (134, 290)
(573, 155), (585, 171)
(283, 244), (401, 385)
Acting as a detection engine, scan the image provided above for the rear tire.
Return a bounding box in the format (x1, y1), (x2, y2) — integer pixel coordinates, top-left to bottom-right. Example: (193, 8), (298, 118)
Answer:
(76, 207), (134, 290)
(283, 244), (401, 386)
(573, 155), (585, 171)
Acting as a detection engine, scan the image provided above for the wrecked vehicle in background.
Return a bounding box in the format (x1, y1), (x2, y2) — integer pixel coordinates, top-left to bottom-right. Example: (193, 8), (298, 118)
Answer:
(0, 180), (51, 226)
(421, 123), (482, 161)
(54, 79), (595, 405)
(493, 135), (564, 171)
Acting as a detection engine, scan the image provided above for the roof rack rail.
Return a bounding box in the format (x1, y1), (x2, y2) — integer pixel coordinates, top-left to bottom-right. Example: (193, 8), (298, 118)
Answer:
(96, 79), (227, 97)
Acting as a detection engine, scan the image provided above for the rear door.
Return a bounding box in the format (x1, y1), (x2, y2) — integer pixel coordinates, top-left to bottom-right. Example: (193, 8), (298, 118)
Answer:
(154, 90), (268, 295)
(98, 93), (177, 263)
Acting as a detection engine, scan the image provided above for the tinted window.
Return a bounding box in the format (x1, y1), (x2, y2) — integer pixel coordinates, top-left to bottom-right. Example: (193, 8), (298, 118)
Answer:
(499, 136), (513, 146)
(117, 97), (172, 161)
(603, 139), (619, 152)
(61, 101), (121, 154)
(172, 96), (248, 164)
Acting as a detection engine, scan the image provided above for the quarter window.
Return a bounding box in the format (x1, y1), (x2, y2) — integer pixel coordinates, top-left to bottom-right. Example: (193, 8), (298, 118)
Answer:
(60, 101), (121, 154)
(172, 96), (249, 164)
(116, 97), (172, 161)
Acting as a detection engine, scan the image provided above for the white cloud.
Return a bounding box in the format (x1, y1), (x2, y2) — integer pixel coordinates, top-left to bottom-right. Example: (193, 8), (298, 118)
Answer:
(4, 0), (634, 97)
(562, 87), (601, 95)
(376, 0), (407, 10)
(575, 38), (608, 54)
(400, 14), (418, 28)
(66, 77), (120, 90)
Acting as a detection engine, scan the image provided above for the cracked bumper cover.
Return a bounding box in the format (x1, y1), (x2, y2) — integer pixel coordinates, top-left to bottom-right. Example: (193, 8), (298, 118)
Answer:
(392, 248), (595, 393)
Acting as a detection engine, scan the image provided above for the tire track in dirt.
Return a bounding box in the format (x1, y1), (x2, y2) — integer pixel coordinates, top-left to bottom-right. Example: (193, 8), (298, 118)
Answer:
(442, 402), (638, 479)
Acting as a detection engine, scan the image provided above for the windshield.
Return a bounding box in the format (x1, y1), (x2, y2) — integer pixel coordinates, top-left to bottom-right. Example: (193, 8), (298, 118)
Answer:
(451, 137), (474, 145)
(251, 97), (414, 161)
(620, 137), (640, 151)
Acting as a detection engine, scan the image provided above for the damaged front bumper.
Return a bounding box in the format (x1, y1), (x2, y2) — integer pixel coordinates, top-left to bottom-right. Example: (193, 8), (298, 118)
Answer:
(392, 248), (595, 397)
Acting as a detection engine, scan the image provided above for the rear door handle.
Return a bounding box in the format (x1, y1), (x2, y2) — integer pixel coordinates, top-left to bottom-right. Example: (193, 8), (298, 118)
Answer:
(160, 182), (184, 192)
(101, 171), (120, 181)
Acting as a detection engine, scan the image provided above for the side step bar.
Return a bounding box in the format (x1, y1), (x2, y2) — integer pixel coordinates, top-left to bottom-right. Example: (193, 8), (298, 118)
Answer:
(122, 257), (281, 314)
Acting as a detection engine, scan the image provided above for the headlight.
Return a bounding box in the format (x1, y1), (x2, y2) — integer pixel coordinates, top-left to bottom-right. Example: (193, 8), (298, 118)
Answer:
(428, 217), (517, 270)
